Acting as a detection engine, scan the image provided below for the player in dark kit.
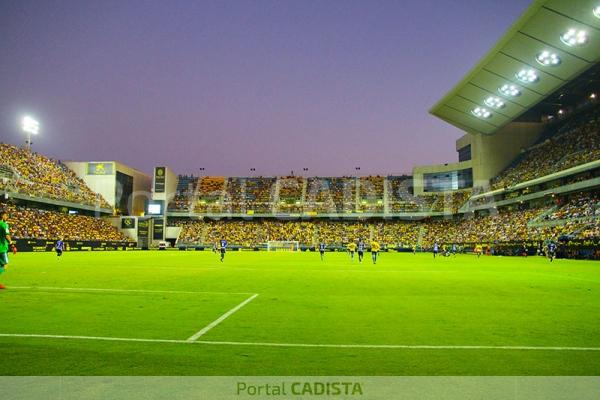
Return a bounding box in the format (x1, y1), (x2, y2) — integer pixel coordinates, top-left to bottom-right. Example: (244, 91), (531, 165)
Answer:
(219, 239), (227, 262)
(547, 241), (557, 262)
(55, 238), (65, 259)
(357, 239), (365, 263)
(319, 242), (326, 261)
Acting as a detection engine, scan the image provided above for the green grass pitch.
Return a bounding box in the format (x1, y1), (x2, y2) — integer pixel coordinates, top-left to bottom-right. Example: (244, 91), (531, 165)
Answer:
(0, 250), (599, 375)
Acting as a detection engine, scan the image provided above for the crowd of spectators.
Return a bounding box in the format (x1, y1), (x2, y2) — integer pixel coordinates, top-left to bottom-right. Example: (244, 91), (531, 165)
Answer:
(491, 107), (600, 189)
(429, 191), (471, 213)
(169, 175), (198, 211)
(388, 176), (422, 212)
(5, 204), (129, 241)
(305, 177), (356, 213)
(174, 195), (600, 247)
(167, 174), (474, 215)
(546, 192), (599, 221)
(358, 176), (384, 212)
(0, 143), (110, 208)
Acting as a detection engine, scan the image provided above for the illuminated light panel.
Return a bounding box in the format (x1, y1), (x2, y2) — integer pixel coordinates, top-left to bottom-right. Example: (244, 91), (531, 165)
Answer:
(594, 6), (600, 18)
(498, 84), (521, 97)
(516, 69), (539, 83)
(560, 29), (588, 47)
(22, 116), (40, 134)
(536, 51), (561, 66)
(484, 96), (505, 109)
(471, 107), (492, 119)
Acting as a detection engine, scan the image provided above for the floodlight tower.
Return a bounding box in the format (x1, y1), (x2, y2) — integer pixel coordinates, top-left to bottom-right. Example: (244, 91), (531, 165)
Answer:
(22, 116), (40, 150)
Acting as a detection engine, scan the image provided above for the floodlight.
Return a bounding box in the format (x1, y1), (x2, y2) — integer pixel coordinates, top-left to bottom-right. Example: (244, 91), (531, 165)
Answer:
(536, 51), (561, 66)
(498, 84), (521, 97)
(484, 96), (505, 109)
(560, 29), (587, 47)
(593, 6), (600, 18)
(515, 69), (539, 83)
(22, 116), (40, 135)
(471, 107), (492, 119)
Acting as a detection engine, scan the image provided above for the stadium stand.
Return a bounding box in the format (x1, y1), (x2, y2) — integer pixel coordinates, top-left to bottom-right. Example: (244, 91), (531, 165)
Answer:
(0, 143), (110, 208)
(358, 176), (384, 212)
(6, 204), (129, 241)
(277, 176), (305, 213)
(491, 107), (600, 190)
(305, 177), (356, 213)
(169, 175), (197, 211)
(4, 104), (596, 255)
(173, 197), (599, 249)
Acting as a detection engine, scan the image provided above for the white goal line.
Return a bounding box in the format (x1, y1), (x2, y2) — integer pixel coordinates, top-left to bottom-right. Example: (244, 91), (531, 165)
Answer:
(0, 333), (599, 352)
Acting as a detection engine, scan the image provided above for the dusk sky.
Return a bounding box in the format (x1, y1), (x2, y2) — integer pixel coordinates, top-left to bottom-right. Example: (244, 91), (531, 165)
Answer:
(0, 0), (530, 177)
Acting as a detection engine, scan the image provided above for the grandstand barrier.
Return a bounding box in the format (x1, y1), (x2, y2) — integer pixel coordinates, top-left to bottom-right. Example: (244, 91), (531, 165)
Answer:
(14, 239), (136, 252)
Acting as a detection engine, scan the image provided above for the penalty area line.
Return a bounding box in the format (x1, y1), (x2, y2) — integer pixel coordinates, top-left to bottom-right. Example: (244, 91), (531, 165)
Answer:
(0, 333), (599, 352)
(186, 293), (260, 342)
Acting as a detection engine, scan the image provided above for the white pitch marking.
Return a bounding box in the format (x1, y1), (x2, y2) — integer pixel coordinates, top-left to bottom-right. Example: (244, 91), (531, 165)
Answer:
(0, 333), (599, 352)
(186, 294), (259, 342)
(0, 333), (185, 344)
(8, 286), (254, 296)
(194, 340), (600, 352)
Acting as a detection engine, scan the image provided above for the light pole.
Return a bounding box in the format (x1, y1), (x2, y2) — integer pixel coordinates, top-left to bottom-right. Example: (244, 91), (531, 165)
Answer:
(22, 116), (40, 150)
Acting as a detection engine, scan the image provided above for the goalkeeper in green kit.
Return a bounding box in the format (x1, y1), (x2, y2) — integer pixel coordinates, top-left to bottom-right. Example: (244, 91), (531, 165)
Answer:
(0, 209), (15, 290)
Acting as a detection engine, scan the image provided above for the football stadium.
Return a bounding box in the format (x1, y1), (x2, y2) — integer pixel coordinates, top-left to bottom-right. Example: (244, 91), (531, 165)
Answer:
(1, 0), (600, 397)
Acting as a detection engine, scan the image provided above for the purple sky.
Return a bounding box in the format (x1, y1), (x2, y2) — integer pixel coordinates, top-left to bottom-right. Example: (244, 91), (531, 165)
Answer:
(0, 0), (530, 177)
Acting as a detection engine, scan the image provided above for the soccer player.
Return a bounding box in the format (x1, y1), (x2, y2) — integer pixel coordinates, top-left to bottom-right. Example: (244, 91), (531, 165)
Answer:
(547, 241), (557, 262)
(412, 243), (417, 255)
(474, 243), (482, 258)
(347, 241), (357, 261)
(0, 210), (14, 290)
(219, 238), (227, 262)
(319, 242), (326, 261)
(370, 240), (380, 264)
(451, 243), (457, 257)
(55, 238), (65, 259)
(357, 239), (365, 263)
(433, 242), (439, 258)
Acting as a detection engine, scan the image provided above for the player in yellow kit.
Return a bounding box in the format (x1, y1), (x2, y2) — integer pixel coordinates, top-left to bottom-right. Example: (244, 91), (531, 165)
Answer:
(474, 244), (483, 258)
(347, 241), (357, 261)
(370, 240), (381, 264)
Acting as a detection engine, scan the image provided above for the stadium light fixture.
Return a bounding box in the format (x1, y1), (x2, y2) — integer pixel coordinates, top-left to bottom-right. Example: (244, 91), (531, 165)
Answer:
(590, 93), (597, 99)
(536, 51), (561, 66)
(515, 69), (539, 83)
(471, 107), (492, 119)
(560, 29), (588, 47)
(594, 6), (600, 18)
(21, 116), (40, 150)
(484, 96), (505, 109)
(498, 84), (521, 97)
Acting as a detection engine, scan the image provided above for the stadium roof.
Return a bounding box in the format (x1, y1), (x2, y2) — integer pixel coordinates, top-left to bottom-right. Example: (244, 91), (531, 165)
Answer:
(430, 0), (600, 135)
